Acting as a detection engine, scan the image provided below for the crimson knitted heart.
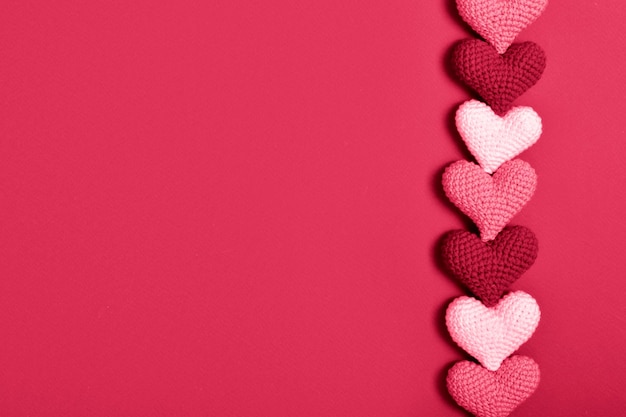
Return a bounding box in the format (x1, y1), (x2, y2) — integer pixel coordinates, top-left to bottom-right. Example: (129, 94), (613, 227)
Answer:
(441, 226), (538, 307)
(442, 159), (537, 242)
(452, 39), (546, 115)
(447, 355), (540, 417)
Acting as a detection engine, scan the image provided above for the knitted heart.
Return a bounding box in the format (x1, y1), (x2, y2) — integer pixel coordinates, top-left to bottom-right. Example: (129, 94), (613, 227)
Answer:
(442, 159), (537, 242)
(456, 100), (542, 174)
(447, 355), (540, 417)
(456, 0), (548, 54)
(446, 291), (540, 371)
(452, 40), (546, 115)
(441, 226), (538, 307)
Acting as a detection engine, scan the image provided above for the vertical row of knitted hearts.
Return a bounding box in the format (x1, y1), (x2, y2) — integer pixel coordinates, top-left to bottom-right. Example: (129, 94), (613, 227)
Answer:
(440, 1), (548, 416)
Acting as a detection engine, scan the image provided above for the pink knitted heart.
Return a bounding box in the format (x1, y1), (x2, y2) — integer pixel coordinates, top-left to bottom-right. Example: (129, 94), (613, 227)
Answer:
(456, 0), (548, 54)
(446, 291), (540, 371)
(442, 159), (537, 242)
(447, 355), (540, 417)
(456, 100), (542, 174)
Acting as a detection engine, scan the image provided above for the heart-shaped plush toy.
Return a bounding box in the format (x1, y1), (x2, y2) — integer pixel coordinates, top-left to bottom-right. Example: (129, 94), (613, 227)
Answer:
(456, 0), (549, 54)
(456, 100), (542, 174)
(453, 40), (546, 115)
(447, 355), (540, 417)
(442, 159), (537, 242)
(446, 291), (540, 371)
(441, 226), (538, 307)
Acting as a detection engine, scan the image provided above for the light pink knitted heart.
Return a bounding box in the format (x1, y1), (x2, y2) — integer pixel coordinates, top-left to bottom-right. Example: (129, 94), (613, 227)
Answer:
(446, 291), (540, 371)
(442, 159), (537, 241)
(456, 100), (542, 174)
(447, 355), (540, 417)
(456, 0), (548, 54)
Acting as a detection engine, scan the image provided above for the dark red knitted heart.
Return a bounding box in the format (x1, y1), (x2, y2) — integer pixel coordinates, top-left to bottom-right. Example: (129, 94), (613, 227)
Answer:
(452, 40), (546, 115)
(440, 226), (538, 307)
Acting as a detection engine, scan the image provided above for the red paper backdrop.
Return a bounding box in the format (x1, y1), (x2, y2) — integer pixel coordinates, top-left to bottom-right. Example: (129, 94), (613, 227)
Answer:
(1, 1), (625, 416)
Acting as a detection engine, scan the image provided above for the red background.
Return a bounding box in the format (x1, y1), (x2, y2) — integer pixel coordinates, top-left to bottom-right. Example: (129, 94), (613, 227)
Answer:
(1, 1), (625, 415)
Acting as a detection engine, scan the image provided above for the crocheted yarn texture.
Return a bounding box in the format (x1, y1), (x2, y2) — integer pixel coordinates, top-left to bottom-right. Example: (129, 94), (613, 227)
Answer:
(456, 100), (542, 174)
(441, 226), (538, 307)
(447, 355), (541, 417)
(442, 159), (537, 242)
(446, 291), (540, 371)
(438, 1), (548, 415)
(453, 40), (546, 115)
(456, 0), (549, 54)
